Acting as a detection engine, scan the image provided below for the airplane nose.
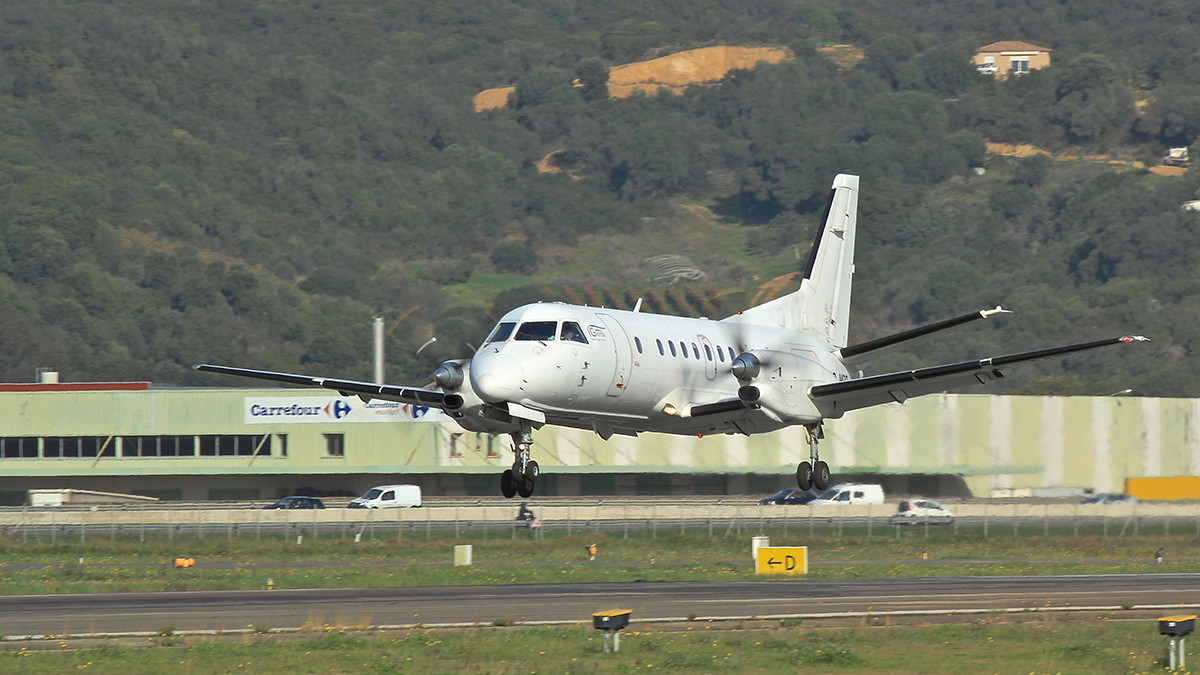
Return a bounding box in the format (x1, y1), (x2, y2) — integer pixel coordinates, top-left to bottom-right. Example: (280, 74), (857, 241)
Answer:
(470, 354), (523, 402)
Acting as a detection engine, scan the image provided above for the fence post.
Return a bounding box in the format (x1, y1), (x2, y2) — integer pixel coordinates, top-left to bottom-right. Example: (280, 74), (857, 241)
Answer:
(168, 507), (173, 543)
(983, 502), (988, 538)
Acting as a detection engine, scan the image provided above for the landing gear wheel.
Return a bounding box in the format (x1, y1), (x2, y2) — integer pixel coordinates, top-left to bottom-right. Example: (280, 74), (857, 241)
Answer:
(516, 476), (535, 498)
(526, 460), (540, 480)
(500, 469), (517, 499)
(813, 461), (831, 491)
(511, 461), (525, 480)
(796, 461), (813, 490)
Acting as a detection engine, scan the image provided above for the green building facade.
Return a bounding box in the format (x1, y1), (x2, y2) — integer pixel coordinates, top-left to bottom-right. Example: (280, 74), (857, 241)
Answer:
(0, 385), (1193, 502)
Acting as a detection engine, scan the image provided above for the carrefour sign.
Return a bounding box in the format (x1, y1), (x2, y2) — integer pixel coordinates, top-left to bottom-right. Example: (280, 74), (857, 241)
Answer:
(245, 397), (450, 424)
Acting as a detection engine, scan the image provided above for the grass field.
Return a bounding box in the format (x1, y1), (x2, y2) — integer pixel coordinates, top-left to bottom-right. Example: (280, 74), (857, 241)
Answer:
(2, 528), (1197, 673)
(5, 619), (1186, 674)
(0, 527), (1197, 595)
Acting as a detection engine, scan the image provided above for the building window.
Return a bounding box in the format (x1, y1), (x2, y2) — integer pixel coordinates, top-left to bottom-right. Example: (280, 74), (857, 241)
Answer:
(1011, 57), (1029, 74)
(448, 433), (463, 458)
(275, 434), (287, 458)
(324, 433), (345, 457)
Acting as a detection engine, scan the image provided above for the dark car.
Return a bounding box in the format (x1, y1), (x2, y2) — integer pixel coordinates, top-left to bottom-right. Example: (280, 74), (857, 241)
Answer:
(758, 488), (820, 505)
(263, 496), (325, 510)
(1080, 492), (1137, 505)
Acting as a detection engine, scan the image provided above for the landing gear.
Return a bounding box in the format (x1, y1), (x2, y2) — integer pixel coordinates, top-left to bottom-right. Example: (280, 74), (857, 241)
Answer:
(500, 469), (517, 499)
(796, 424), (831, 491)
(499, 426), (539, 498)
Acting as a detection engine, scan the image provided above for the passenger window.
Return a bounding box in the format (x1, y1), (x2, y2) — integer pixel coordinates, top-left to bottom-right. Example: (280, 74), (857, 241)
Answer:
(679, 341), (688, 358)
(716, 347), (724, 363)
(728, 347), (737, 361)
(485, 322), (516, 344)
(691, 343), (699, 359)
(559, 321), (588, 344)
(704, 345), (712, 361)
(656, 339), (664, 356)
(516, 321), (557, 341)
(669, 342), (677, 357)
(634, 337), (643, 353)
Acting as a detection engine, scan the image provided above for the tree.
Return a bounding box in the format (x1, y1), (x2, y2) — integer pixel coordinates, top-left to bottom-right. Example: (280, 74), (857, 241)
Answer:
(576, 58), (610, 102)
(1052, 54), (1136, 143)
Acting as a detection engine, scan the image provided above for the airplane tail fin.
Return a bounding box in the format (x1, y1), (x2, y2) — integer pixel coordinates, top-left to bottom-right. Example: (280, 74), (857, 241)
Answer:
(728, 173), (859, 348)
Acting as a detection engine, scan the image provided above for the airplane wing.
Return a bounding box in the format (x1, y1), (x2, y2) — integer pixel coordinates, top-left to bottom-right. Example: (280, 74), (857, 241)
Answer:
(811, 335), (1148, 416)
(838, 306), (1011, 368)
(192, 364), (446, 407)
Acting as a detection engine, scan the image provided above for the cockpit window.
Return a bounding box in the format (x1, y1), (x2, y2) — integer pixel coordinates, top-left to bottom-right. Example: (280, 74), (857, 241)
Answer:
(559, 321), (588, 344)
(515, 321), (557, 341)
(485, 322), (516, 344)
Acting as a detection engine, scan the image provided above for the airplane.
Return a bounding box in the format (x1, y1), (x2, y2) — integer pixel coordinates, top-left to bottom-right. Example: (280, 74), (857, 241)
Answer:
(195, 173), (1149, 499)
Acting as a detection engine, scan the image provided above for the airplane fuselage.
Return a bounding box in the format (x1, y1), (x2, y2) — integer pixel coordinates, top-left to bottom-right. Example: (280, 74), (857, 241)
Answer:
(458, 302), (852, 439)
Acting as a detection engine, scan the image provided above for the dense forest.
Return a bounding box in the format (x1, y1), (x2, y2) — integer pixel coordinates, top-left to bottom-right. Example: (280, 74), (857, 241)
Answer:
(1, 0), (1199, 396)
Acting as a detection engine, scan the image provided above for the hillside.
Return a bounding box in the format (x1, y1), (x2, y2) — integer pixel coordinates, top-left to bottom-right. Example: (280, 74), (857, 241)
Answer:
(0, 0), (1198, 396)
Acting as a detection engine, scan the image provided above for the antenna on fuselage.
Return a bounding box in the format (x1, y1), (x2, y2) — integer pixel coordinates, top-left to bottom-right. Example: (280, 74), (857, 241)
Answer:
(633, 298), (643, 313)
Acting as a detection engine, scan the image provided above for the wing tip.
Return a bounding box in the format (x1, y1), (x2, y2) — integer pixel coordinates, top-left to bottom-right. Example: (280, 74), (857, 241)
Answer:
(1121, 335), (1150, 343)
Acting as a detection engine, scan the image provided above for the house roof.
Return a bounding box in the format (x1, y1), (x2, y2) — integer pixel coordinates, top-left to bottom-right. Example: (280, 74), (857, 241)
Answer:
(976, 40), (1052, 53)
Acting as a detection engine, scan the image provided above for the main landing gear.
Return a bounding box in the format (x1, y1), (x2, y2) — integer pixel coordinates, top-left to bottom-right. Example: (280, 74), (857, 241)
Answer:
(796, 423), (831, 492)
(499, 426), (540, 499)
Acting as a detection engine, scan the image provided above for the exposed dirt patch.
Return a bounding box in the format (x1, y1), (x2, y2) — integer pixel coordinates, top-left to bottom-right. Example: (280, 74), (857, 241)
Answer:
(475, 45), (792, 112)
(817, 44), (864, 69)
(986, 142), (1163, 173)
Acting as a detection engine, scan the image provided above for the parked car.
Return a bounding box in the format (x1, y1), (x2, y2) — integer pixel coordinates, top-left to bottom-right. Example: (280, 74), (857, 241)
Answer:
(263, 496), (325, 510)
(976, 63), (999, 75)
(759, 488), (820, 505)
(809, 483), (885, 506)
(1080, 492), (1137, 505)
(347, 484), (422, 509)
(891, 499), (954, 525)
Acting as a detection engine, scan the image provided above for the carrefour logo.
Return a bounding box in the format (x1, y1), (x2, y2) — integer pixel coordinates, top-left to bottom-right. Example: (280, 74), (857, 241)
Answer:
(245, 397), (452, 424)
(325, 400), (352, 419)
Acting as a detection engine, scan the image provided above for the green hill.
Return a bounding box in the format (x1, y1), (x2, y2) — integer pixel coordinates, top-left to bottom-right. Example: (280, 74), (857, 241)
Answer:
(0, 0), (1196, 395)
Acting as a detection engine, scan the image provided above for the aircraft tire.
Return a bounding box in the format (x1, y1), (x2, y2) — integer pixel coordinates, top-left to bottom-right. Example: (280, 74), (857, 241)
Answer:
(511, 461), (525, 480)
(813, 461), (831, 490)
(516, 476), (535, 499)
(500, 469), (518, 499)
(526, 460), (540, 479)
(796, 462), (813, 490)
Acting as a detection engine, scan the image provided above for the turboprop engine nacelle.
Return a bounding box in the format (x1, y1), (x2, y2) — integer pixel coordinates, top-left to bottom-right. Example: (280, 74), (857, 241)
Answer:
(434, 359), (522, 434)
(731, 350), (824, 423)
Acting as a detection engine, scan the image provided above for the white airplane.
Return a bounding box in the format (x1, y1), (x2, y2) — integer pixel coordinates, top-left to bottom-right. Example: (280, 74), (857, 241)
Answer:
(196, 174), (1148, 499)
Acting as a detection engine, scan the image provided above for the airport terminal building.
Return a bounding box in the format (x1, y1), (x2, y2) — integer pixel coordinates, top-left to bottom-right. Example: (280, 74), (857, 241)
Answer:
(0, 381), (1196, 503)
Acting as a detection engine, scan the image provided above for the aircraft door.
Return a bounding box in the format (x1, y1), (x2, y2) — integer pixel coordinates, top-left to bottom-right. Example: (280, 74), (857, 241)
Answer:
(698, 335), (717, 380)
(596, 313), (632, 396)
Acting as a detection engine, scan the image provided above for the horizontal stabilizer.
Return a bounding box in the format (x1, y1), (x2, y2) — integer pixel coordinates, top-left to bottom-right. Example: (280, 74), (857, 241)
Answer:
(812, 335), (1148, 416)
(193, 364), (446, 407)
(839, 306), (1011, 367)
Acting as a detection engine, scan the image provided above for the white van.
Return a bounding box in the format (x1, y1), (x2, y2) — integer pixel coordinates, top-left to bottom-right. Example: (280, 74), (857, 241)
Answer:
(348, 484), (422, 509)
(808, 483), (884, 506)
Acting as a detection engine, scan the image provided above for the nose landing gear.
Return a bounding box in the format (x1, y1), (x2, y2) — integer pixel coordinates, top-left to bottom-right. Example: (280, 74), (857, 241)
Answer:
(796, 423), (831, 492)
(500, 427), (539, 498)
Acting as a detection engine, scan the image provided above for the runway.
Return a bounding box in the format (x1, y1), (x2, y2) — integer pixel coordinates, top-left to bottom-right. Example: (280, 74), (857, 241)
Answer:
(2, 574), (1198, 638)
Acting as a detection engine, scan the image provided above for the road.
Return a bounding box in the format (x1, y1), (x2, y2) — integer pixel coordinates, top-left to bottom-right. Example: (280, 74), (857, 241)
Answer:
(3, 574), (1198, 638)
